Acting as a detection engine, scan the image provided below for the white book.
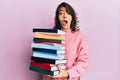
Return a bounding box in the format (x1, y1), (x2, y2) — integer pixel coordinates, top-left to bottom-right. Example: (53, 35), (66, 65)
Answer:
(50, 65), (66, 71)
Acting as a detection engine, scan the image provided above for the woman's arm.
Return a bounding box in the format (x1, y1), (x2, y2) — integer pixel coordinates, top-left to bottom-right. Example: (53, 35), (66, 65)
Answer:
(48, 33), (88, 79)
(66, 33), (88, 79)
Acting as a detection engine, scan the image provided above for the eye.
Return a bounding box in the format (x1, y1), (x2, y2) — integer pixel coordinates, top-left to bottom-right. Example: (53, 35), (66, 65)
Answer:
(59, 11), (63, 15)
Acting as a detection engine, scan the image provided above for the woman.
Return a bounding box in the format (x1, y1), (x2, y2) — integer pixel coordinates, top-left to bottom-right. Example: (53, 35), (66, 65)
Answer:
(42, 2), (88, 80)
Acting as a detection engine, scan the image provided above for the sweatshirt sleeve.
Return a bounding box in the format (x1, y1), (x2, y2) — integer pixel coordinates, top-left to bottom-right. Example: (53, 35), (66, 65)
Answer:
(66, 33), (88, 79)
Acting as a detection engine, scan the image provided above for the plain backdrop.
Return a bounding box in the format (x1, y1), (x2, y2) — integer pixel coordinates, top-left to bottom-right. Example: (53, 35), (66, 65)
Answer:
(0, 0), (120, 80)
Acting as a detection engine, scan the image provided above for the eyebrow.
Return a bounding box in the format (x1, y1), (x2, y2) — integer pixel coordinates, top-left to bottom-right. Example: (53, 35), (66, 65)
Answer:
(59, 10), (64, 11)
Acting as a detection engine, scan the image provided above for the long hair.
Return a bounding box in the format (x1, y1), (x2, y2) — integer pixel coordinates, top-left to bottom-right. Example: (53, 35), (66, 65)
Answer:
(54, 2), (79, 31)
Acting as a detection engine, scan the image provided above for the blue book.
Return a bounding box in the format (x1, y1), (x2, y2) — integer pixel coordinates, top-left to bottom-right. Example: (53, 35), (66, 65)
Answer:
(33, 51), (65, 60)
(32, 48), (65, 54)
(29, 66), (59, 76)
(31, 43), (65, 50)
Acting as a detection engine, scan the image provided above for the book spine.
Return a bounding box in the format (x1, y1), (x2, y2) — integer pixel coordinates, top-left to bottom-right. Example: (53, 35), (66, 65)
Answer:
(31, 62), (52, 71)
(31, 56), (56, 64)
(33, 51), (64, 56)
(34, 32), (65, 40)
(31, 43), (65, 50)
(33, 38), (65, 44)
(33, 29), (58, 33)
(31, 61), (55, 66)
(33, 28), (65, 34)
(33, 52), (65, 60)
(32, 48), (57, 53)
(31, 56), (67, 64)
(31, 61), (66, 71)
(32, 48), (65, 54)
(29, 66), (59, 76)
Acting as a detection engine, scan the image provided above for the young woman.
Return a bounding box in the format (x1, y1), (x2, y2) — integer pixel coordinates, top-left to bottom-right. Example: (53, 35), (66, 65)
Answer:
(42, 2), (88, 80)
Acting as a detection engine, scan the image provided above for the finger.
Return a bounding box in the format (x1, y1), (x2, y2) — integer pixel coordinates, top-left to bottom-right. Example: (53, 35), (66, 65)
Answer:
(47, 75), (53, 78)
(53, 75), (61, 78)
(57, 65), (61, 71)
(47, 74), (59, 78)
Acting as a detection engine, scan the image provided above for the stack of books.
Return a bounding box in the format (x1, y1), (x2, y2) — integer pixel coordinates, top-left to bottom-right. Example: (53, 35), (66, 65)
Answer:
(29, 28), (67, 76)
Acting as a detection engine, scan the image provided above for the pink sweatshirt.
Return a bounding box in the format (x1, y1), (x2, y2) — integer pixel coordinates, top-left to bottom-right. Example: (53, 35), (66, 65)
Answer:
(42, 30), (88, 80)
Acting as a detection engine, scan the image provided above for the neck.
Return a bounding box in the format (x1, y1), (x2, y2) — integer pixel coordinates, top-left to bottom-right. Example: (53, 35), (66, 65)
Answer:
(61, 28), (71, 32)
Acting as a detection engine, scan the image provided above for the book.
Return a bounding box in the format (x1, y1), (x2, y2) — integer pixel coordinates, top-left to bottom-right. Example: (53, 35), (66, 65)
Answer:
(29, 66), (59, 76)
(33, 51), (65, 60)
(34, 32), (65, 40)
(31, 43), (65, 50)
(33, 42), (55, 45)
(31, 56), (67, 64)
(30, 61), (66, 71)
(32, 48), (65, 54)
(33, 28), (65, 34)
(33, 38), (65, 44)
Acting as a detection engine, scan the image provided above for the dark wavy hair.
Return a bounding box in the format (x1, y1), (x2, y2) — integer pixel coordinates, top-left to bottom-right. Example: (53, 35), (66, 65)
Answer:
(54, 2), (79, 31)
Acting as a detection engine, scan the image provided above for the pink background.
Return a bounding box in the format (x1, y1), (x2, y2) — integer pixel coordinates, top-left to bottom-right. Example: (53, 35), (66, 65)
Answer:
(0, 0), (120, 80)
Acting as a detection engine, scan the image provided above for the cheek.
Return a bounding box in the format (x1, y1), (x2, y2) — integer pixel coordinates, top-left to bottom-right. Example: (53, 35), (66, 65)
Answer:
(68, 17), (72, 23)
(58, 16), (63, 23)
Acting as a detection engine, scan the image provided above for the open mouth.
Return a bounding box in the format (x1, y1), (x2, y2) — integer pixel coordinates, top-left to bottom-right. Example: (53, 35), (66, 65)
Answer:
(63, 20), (68, 26)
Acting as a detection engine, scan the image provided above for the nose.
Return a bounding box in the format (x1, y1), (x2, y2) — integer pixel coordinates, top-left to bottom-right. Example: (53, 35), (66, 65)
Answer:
(63, 12), (67, 18)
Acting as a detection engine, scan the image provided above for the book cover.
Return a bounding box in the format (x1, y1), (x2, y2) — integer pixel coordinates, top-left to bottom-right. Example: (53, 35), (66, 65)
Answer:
(33, 38), (65, 44)
(33, 51), (65, 60)
(31, 43), (65, 50)
(30, 61), (66, 71)
(34, 32), (65, 40)
(29, 66), (59, 76)
(32, 48), (65, 54)
(31, 56), (67, 64)
(31, 61), (55, 66)
(33, 28), (65, 34)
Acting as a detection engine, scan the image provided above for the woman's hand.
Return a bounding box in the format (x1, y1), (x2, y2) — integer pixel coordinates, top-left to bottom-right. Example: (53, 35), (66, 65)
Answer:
(48, 65), (69, 78)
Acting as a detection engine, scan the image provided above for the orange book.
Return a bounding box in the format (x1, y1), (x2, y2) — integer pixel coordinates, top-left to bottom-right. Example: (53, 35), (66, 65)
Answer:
(34, 32), (65, 40)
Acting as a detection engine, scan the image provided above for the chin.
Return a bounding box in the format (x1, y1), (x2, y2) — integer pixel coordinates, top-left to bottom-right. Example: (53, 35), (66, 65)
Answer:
(63, 26), (68, 29)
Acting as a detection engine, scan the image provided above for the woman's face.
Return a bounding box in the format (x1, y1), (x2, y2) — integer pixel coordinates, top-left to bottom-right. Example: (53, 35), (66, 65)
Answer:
(58, 7), (72, 31)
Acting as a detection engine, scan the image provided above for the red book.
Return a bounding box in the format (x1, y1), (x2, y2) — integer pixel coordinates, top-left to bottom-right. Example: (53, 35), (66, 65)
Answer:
(30, 61), (66, 71)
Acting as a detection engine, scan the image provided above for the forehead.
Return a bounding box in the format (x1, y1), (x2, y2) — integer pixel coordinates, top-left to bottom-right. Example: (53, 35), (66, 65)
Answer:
(59, 7), (66, 11)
